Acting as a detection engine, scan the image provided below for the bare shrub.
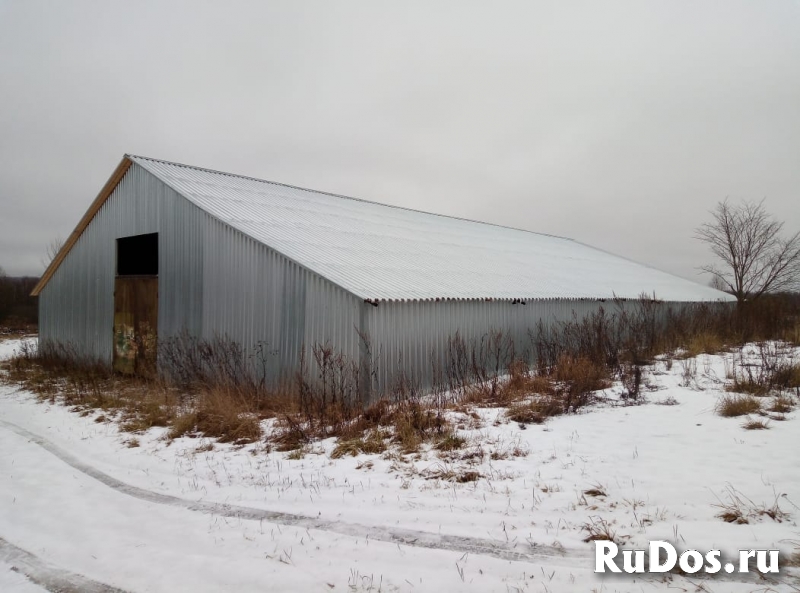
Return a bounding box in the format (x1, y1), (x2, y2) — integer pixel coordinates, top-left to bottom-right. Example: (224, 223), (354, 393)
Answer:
(552, 354), (611, 412)
(727, 342), (799, 396)
(772, 362), (800, 390)
(619, 362), (643, 400)
(445, 332), (471, 396)
(159, 332), (259, 391)
(295, 342), (362, 430)
(678, 357), (697, 388)
(474, 329), (516, 400)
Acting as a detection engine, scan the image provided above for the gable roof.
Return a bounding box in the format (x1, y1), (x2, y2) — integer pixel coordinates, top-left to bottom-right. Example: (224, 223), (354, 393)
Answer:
(34, 154), (734, 302)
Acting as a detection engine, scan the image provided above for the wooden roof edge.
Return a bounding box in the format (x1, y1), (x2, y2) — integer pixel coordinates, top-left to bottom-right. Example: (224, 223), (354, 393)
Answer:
(31, 156), (133, 296)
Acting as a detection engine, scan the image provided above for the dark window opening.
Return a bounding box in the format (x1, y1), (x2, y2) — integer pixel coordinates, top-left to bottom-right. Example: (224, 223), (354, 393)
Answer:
(117, 233), (158, 276)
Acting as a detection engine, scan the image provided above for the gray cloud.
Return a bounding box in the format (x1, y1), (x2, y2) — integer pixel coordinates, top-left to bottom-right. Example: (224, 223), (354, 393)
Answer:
(1, 0), (798, 283)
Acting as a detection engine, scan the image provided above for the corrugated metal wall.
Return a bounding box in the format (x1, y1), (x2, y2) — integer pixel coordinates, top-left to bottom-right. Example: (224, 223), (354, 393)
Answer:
(39, 164), (205, 360)
(365, 299), (585, 393)
(39, 163), (362, 385)
(198, 214), (361, 384)
(364, 299), (685, 394)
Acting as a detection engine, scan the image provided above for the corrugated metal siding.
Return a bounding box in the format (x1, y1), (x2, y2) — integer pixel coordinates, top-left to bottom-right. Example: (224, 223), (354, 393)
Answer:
(198, 214), (361, 385)
(365, 299), (682, 394)
(39, 164), (205, 361)
(39, 163), (362, 386)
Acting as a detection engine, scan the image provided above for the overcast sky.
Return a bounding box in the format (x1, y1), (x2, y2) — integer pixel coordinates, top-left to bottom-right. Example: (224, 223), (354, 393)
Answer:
(1, 1), (798, 282)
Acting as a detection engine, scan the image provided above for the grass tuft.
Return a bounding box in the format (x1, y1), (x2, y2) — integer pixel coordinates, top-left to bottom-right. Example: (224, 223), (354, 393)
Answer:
(713, 486), (790, 524)
(331, 429), (389, 458)
(434, 433), (467, 452)
(769, 394), (794, 414)
(742, 418), (770, 430)
(583, 484), (607, 497)
(168, 388), (261, 444)
(581, 517), (618, 543)
(716, 394), (761, 417)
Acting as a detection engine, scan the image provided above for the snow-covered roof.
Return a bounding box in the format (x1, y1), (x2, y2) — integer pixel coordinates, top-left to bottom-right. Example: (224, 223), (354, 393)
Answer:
(124, 156), (731, 302)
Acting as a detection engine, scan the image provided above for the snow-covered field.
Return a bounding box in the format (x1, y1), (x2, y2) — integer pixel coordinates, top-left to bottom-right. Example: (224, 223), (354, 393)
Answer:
(0, 337), (798, 592)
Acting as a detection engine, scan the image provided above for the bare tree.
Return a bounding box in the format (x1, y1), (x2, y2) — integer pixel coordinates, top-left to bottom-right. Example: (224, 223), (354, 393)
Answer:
(708, 275), (727, 292)
(41, 236), (65, 269)
(696, 199), (800, 302)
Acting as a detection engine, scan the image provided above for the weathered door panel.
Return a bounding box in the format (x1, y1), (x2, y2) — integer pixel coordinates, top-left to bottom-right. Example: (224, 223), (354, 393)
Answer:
(113, 277), (158, 374)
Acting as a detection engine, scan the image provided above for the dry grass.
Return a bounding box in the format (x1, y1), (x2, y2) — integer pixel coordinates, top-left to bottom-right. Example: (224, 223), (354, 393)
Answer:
(119, 393), (178, 433)
(685, 332), (726, 357)
(505, 395), (563, 424)
(434, 433), (467, 452)
(421, 463), (481, 483)
(783, 542), (800, 567)
(168, 388), (262, 444)
(726, 376), (771, 397)
(715, 393), (761, 417)
(331, 429), (389, 458)
(270, 397), (456, 455)
(552, 355), (612, 410)
(462, 354), (608, 415)
(6, 294), (799, 461)
(713, 486), (790, 524)
(499, 356), (609, 424)
(581, 517), (618, 543)
(270, 415), (312, 452)
(726, 345), (799, 397)
(583, 484), (608, 498)
(769, 394), (795, 414)
(463, 368), (554, 407)
(741, 418), (770, 430)
(6, 346), (263, 444)
(772, 363), (800, 390)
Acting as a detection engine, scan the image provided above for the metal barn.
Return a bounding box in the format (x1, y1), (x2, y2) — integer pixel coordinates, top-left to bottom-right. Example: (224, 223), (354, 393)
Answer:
(33, 155), (734, 394)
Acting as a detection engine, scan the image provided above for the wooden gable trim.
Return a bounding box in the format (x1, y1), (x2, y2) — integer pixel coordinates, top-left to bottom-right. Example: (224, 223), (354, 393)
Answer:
(31, 156), (133, 296)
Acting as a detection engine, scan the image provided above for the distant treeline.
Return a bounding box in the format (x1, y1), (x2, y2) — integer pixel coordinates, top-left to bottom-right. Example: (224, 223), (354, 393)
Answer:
(0, 275), (38, 328)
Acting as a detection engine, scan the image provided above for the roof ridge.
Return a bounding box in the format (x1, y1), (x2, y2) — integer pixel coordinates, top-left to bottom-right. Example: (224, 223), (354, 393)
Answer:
(126, 153), (573, 242)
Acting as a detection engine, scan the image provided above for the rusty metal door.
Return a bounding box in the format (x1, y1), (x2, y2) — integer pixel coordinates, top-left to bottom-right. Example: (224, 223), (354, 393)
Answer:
(113, 277), (158, 374)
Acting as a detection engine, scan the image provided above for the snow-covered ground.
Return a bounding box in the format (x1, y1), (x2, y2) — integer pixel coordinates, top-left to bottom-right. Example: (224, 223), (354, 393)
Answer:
(0, 337), (798, 592)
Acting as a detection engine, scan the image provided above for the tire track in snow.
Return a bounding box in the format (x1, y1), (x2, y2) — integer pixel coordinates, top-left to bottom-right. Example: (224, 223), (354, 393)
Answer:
(0, 418), (578, 565)
(0, 537), (129, 593)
